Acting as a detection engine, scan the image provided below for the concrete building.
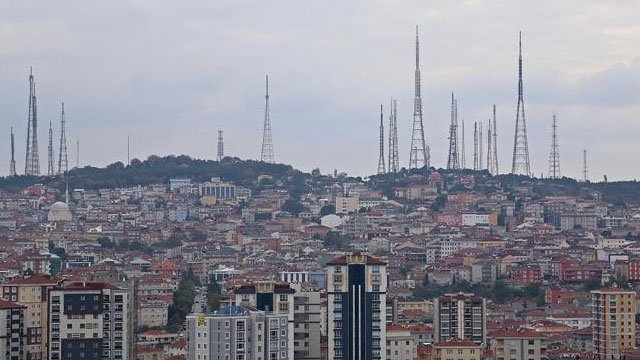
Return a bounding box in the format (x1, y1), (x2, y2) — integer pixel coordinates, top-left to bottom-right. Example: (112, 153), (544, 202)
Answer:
(48, 282), (132, 360)
(187, 306), (290, 360)
(385, 325), (416, 360)
(434, 293), (486, 346)
(233, 282), (321, 360)
(592, 288), (637, 359)
(489, 329), (547, 360)
(0, 299), (27, 360)
(327, 253), (387, 360)
(1, 275), (61, 360)
(334, 196), (359, 215)
(199, 178), (237, 199)
(431, 339), (482, 360)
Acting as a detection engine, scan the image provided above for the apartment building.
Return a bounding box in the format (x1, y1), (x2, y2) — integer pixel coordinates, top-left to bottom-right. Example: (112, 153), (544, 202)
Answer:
(434, 293), (486, 345)
(0, 299), (27, 360)
(592, 288), (637, 359)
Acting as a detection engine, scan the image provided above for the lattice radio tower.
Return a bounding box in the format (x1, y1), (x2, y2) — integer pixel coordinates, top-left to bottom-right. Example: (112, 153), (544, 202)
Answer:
(25, 67), (40, 176)
(511, 32), (531, 176)
(217, 130), (224, 161)
(9, 126), (16, 176)
(377, 105), (386, 174)
(548, 113), (561, 179)
(447, 92), (460, 170)
(260, 75), (274, 163)
(461, 120), (466, 169)
(473, 122), (479, 170)
(47, 121), (54, 176)
(490, 105), (499, 175)
(58, 102), (68, 175)
(487, 119), (493, 173)
(409, 26), (429, 169)
(388, 98), (399, 173)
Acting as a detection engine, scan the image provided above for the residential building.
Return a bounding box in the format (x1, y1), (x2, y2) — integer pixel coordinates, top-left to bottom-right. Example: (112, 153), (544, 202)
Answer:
(433, 293), (486, 345)
(430, 339), (482, 360)
(1, 275), (61, 360)
(0, 299), (27, 360)
(187, 306), (290, 360)
(385, 325), (417, 360)
(327, 253), (387, 360)
(334, 197), (359, 215)
(48, 282), (132, 360)
(489, 329), (547, 360)
(592, 288), (637, 359)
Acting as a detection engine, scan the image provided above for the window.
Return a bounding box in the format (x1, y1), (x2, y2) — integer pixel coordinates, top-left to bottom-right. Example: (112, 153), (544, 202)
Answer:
(279, 294), (287, 301)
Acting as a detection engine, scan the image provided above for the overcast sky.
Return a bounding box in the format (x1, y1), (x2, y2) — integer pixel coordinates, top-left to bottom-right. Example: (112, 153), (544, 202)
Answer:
(1, 1), (639, 180)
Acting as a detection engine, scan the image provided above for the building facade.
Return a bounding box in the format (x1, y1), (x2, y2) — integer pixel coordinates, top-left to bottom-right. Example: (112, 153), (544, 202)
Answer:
(187, 306), (289, 360)
(327, 253), (387, 360)
(592, 288), (637, 359)
(48, 282), (131, 360)
(434, 293), (486, 345)
(489, 330), (547, 360)
(0, 299), (27, 360)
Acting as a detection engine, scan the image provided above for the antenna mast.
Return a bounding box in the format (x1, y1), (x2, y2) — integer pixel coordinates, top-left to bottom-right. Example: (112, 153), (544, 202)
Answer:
(76, 140), (80, 168)
(548, 113), (561, 179)
(388, 98), (399, 173)
(25, 67), (40, 176)
(461, 120), (466, 169)
(260, 75), (274, 163)
(473, 122), (479, 170)
(47, 121), (54, 176)
(57, 102), (68, 175)
(511, 32), (531, 176)
(491, 105), (499, 174)
(409, 26), (429, 169)
(217, 130), (224, 161)
(487, 119), (493, 173)
(9, 127), (16, 176)
(447, 92), (460, 170)
(582, 149), (588, 182)
(377, 105), (386, 174)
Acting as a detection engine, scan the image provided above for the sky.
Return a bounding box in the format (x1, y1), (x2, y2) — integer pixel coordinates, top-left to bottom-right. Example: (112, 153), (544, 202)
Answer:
(1, 1), (639, 180)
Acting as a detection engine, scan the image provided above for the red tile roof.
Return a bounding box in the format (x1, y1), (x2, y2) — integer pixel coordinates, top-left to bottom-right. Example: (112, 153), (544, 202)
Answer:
(0, 299), (26, 310)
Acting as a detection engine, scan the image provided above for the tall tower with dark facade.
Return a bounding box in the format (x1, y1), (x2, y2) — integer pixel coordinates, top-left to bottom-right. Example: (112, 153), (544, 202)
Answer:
(327, 253), (387, 360)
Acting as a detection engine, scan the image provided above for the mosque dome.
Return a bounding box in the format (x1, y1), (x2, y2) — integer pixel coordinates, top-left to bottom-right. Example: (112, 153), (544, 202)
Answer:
(47, 201), (72, 222)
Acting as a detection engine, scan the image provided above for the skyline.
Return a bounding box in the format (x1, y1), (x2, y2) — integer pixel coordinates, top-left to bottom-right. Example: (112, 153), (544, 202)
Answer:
(1, 2), (640, 180)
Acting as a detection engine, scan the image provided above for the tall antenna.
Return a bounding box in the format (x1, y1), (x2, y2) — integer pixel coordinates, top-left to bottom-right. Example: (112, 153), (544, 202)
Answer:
(377, 105), (386, 174)
(461, 120), (466, 169)
(127, 135), (130, 165)
(260, 75), (274, 163)
(447, 92), (460, 170)
(25, 67), (40, 176)
(582, 149), (588, 182)
(491, 105), (499, 175)
(473, 122), (479, 170)
(388, 98), (399, 173)
(511, 31), (531, 176)
(487, 119), (493, 173)
(57, 102), (68, 175)
(478, 122), (484, 170)
(47, 121), (54, 176)
(548, 113), (561, 179)
(409, 25), (429, 169)
(217, 130), (224, 161)
(9, 126), (16, 176)
(76, 139), (80, 168)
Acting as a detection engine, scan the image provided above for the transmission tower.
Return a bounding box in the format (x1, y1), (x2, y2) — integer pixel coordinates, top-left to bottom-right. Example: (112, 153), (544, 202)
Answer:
(487, 120), (493, 173)
(582, 149), (588, 182)
(376, 105), (386, 174)
(217, 130), (224, 161)
(76, 140), (80, 168)
(447, 92), (460, 170)
(491, 105), (499, 175)
(548, 113), (561, 179)
(473, 122), (479, 170)
(511, 32), (531, 176)
(478, 122), (483, 170)
(260, 75), (274, 163)
(47, 121), (54, 176)
(388, 98), (399, 173)
(57, 102), (68, 175)
(25, 67), (40, 176)
(409, 26), (429, 169)
(9, 126), (16, 176)
(461, 120), (466, 169)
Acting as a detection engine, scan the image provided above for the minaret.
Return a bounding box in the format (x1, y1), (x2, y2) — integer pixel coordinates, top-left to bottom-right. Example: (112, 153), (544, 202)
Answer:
(582, 149), (588, 182)
(461, 120), (466, 169)
(511, 31), (531, 176)
(388, 98), (399, 173)
(25, 67), (40, 176)
(9, 126), (16, 176)
(446, 92), (460, 170)
(47, 121), (54, 176)
(260, 75), (274, 163)
(377, 105), (386, 174)
(217, 130), (224, 161)
(491, 104), (499, 175)
(409, 26), (429, 169)
(58, 102), (68, 175)
(548, 113), (561, 179)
